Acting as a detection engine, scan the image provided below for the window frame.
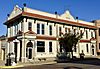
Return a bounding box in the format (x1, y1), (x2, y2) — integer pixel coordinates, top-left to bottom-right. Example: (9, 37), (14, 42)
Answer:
(41, 24), (45, 34)
(37, 41), (45, 52)
(37, 23), (40, 34)
(86, 44), (89, 53)
(99, 28), (100, 36)
(49, 25), (52, 35)
(49, 42), (52, 52)
(28, 22), (32, 30)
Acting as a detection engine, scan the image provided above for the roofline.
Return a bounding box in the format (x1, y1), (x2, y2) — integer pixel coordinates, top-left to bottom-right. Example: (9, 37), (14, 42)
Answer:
(4, 11), (97, 29)
(4, 13), (22, 25)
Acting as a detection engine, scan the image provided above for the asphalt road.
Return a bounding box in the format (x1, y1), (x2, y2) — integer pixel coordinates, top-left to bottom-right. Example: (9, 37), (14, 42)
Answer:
(12, 58), (100, 69)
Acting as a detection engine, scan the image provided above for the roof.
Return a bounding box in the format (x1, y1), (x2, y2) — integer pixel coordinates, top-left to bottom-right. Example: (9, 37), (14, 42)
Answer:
(4, 11), (97, 29)
(25, 30), (36, 35)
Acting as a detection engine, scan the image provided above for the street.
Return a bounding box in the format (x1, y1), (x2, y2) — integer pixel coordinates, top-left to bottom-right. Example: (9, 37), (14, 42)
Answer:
(10, 58), (100, 69)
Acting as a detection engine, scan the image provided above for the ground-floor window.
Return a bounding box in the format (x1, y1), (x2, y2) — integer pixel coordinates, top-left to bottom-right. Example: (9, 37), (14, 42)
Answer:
(74, 45), (77, 52)
(86, 44), (89, 53)
(92, 45), (94, 55)
(99, 43), (100, 49)
(60, 44), (63, 52)
(37, 41), (45, 52)
(49, 42), (52, 52)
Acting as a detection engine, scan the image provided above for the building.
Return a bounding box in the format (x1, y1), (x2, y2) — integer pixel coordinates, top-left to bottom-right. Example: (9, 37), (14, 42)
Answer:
(4, 5), (97, 63)
(0, 35), (6, 61)
(93, 20), (100, 55)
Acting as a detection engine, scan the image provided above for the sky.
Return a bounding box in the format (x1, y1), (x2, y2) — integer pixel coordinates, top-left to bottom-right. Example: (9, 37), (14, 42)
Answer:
(0, 0), (100, 36)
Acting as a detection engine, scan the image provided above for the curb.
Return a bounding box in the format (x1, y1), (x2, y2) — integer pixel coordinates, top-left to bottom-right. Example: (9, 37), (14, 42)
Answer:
(0, 62), (56, 68)
(0, 65), (24, 68)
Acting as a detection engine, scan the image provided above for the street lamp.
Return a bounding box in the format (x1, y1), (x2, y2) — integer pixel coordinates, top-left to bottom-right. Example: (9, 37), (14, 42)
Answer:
(13, 39), (19, 63)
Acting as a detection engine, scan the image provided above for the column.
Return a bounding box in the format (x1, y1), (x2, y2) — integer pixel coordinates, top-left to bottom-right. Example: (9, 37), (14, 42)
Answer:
(21, 38), (26, 62)
(7, 43), (9, 54)
(17, 42), (20, 61)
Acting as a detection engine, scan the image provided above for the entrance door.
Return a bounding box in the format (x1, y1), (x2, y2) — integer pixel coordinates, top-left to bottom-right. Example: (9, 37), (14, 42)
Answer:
(26, 40), (33, 59)
(3, 49), (5, 60)
(91, 45), (95, 55)
(92, 49), (94, 55)
(28, 48), (32, 59)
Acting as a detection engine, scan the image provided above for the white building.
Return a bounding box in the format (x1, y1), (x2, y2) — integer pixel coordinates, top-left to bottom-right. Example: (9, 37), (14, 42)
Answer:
(4, 5), (97, 63)
(0, 35), (6, 61)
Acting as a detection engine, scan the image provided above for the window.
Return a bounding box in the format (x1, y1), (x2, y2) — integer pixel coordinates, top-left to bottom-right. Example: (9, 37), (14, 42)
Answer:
(86, 44), (89, 52)
(86, 30), (88, 39)
(28, 22), (32, 30)
(91, 32), (93, 37)
(65, 28), (67, 33)
(26, 48), (28, 57)
(49, 25), (52, 35)
(21, 22), (23, 31)
(74, 46), (77, 52)
(60, 44), (63, 52)
(42, 24), (44, 34)
(68, 28), (70, 33)
(80, 30), (82, 34)
(59, 27), (62, 36)
(99, 43), (100, 49)
(37, 23), (45, 34)
(99, 28), (100, 36)
(49, 42), (52, 52)
(37, 24), (40, 34)
(14, 25), (17, 35)
(74, 29), (76, 34)
(37, 41), (45, 52)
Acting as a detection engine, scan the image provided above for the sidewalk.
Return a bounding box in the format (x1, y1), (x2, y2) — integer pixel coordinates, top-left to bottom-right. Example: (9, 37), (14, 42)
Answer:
(0, 60), (5, 66)
(0, 60), (57, 69)
(17, 60), (57, 66)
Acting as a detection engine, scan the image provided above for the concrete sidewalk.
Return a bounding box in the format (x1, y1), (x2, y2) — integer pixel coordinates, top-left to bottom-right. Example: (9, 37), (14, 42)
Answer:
(16, 60), (57, 66)
(0, 60), (57, 69)
(0, 60), (5, 66)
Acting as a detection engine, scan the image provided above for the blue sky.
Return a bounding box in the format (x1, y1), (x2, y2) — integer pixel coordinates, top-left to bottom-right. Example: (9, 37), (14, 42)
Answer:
(0, 0), (100, 36)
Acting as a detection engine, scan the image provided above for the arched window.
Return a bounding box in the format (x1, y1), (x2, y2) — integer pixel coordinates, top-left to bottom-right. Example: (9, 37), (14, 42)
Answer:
(27, 40), (33, 47)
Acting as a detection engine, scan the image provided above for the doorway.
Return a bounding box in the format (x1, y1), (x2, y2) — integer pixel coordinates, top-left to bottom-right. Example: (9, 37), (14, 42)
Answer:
(28, 48), (32, 59)
(92, 45), (95, 55)
(26, 40), (33, 59)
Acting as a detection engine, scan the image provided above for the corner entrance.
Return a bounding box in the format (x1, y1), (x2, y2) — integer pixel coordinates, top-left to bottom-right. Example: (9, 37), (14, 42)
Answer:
(26, 40), (33, 59)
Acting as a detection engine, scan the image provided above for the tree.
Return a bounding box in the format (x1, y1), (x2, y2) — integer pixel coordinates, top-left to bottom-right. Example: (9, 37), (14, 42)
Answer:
(59, 32), (83, 59)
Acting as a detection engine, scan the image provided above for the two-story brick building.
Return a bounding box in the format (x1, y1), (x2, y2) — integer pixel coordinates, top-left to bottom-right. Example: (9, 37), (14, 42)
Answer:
(4, 5), (97, 63)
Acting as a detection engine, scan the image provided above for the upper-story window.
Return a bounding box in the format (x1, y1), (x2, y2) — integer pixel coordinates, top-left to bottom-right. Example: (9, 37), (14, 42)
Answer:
(42, 24), (44, 34)
(37, 24), (40, 34)
(28, 22), (32, 30)
(14, 24), (18, 35)
(37, 23), (45, 35)
(59, 27), (62, 36)
(80, 30), (82, 34)
(49, 25), (52, 35)
(74, 29), (76, 34)
(65, 28), (67, 33)
(68, 28), (70, 33)
(86, 30), (88, 39)
(91, 32), (93, 37)
(99, 28), (100, 36)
